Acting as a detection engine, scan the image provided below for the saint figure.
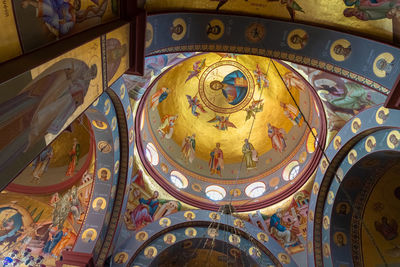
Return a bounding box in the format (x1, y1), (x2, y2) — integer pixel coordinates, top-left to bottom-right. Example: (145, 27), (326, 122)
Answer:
(0, 58), (96, 155)
(66, 138), (80, 177)
(150, 87), (169, 110)
(375, 216), (398, 240)
(280, 102), (304, 126)
(268, 123), (286, 153)
(209, 143), (224, 176)
(158, 114), (178, 139)
(210, 70), (248, 105)
(269, 209), (297, 247)
(128, 191), (159, 230)
(181, 134), (196, 163)
(242, 139), (258, 170)
(106, 38), (127, 82)
(31, 146), (53, 183)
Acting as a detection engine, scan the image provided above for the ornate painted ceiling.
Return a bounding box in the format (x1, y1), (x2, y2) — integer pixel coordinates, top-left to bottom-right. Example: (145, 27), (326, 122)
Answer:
(145, 0), (395, 45)
(136, 52), (325, 210)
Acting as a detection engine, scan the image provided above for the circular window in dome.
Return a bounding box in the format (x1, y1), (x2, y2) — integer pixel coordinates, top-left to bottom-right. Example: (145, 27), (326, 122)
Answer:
(145, 143), (159, 166)
(170, 171), (188, 189)
(245, 182), (266, 198)
(205, 185), (226, 201)
(283, 161), (300, 181)
(306, 128), (318, 153)
(140, 109), (145, 131)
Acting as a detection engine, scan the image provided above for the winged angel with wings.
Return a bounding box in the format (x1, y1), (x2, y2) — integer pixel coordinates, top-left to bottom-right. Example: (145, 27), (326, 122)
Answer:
(208, 115), (236, 131)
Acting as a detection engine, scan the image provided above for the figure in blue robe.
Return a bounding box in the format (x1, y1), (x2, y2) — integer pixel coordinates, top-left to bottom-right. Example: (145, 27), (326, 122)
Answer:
(269, 210), (292, 245)
(0, 208), (23, 244)
(43, 228), (64, 254)
(210, 70), (248, 105)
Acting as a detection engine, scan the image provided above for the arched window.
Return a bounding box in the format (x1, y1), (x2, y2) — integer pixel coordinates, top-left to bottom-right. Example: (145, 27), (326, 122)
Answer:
(205, 185), (226, 201)
(245, 182), (266, 198)
(140, 109), (145, 130)
(306, 128), (318, 153)
(283, 161), (300, 181)
(289, 165), (300, 180)
(145, 143), (159, 166)
(170, 171), (188, 189)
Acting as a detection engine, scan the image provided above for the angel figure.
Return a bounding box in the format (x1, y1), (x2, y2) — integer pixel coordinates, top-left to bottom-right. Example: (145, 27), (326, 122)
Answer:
(282, 72), (305, 92)
(253, 64), (269, 90)
(216, 53), (238, 60)
(208, 116), (236, 131)
(158, 115), (178, 139)
(185, 59), (206, 83)
(244, 99), (264, 121)
(267, 0), (304, 20)
(280, 102), (304, 126)
(150, 87), (169, 111)
(186, 95), (207, 117)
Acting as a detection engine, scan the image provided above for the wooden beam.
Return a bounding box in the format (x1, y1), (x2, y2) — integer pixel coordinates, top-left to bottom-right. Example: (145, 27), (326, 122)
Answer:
(385, 83), (400, 110)
(126, 9), (146, 76)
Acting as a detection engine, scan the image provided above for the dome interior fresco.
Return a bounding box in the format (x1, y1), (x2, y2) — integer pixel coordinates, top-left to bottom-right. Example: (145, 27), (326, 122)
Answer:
(2, 2), (400, 265)
(137, 52), (324, 208)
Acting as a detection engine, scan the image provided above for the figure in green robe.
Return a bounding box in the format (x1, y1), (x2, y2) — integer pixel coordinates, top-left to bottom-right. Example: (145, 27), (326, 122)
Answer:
(242, 139), (258, 170)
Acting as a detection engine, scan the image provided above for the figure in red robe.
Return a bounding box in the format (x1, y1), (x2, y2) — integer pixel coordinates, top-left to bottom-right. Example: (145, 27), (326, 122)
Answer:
(66, 138), (80, 177)
(268, 123), (286, 153)
(209, 143), (224, 176)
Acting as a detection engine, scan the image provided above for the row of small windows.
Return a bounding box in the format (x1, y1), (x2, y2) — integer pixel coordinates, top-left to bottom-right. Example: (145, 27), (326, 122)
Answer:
(145, 142), (301, 201)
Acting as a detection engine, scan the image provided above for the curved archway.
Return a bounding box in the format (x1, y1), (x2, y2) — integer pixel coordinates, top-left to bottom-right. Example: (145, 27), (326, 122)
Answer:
(112, 209), (296, 266)
(307, 105), (400, 266)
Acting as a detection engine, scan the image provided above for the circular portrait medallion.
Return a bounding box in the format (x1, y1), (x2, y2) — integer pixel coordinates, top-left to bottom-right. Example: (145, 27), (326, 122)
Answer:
(92, 197), (106, 212)
(373, 52), (394, 78)
(135, 231), (148, 242)
(114, 252), (129, 264)
(97, 167), (111, 181)
(82, 228), (97, 243)
(98, 141), (112, 153)
(171, 18), (187, 41)
(287, 29), (308, 50)
(199, 60), (255, 114)
(330, 39), (352, 61)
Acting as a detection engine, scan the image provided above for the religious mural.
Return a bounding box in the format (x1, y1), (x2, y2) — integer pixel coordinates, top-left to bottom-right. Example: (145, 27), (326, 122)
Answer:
(135, 52), (324, 212)
(288, 62), (387, 138)
(144, 53), (317, 179)
(145, 0), (399, 46)
(9, 116), (91, 188)
(251, 189), (310, 255)
(125, 52), (197, 102)
(123, 169), (183, 231)
(0, 118), (95, 266)
(106, 24), (130, 87)
(0, 38), (103, 187)
(0, 0), (119, 62)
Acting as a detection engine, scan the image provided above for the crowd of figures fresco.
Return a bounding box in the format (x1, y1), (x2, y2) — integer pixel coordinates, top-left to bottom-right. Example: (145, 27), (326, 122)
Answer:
(0, 116), (95, 267)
